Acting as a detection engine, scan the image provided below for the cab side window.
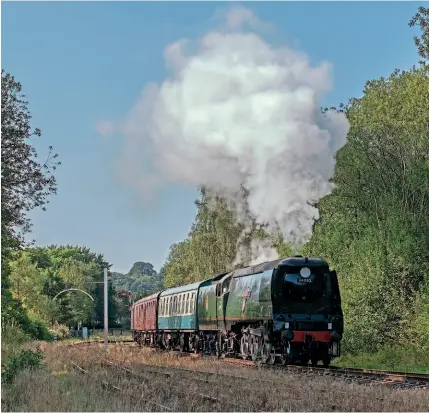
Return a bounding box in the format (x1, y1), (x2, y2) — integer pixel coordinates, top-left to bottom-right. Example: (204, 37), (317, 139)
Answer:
(222, 277), (231, 293)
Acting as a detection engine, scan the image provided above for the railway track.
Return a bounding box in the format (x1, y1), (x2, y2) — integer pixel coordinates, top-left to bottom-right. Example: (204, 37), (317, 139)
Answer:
(223, 355), (429, 389)
(70, 358), (243, 411)
(67, 339), (429, 390)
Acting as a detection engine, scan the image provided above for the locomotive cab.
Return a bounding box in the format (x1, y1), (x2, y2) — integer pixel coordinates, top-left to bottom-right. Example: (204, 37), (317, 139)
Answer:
(271, 257), (343, 366)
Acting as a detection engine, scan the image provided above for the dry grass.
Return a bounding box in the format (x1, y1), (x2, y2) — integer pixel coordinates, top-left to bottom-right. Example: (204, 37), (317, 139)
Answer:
(2, 342), (429, 412)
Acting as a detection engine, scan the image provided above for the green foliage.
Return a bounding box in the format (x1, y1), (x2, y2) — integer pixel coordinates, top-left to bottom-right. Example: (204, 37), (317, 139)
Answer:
(306, 50), (429, 352)
(163, 188), (243, 288)
(7, 245), (118, 330)
(1, 70), (60, 340)
(333, 344), (429, 373)
(110, 261), (163, 327)
(1, 70), (60, 245)
(409, 6), (429, 65)
(2, 349), (46, 385)
(128, 261), (157, 277)
(1, 326), (30, 348)
(111, 261), (163, 297)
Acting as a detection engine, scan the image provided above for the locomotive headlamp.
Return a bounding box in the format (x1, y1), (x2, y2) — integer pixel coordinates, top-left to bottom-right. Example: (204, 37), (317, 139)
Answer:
(331, 330), (342, 342)
(328, 322), (332, 330)
(285, 322), (290, 329)
(284, 329), (294, 341)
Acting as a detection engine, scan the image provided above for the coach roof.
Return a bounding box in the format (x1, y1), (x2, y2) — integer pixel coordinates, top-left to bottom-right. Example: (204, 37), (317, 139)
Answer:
(132, 291), (162, 307)
(160, 281), (205, 297)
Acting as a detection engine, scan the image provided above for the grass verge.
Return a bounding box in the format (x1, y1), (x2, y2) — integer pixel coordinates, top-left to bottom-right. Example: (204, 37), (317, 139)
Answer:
(332, 345), (429, 373)
(2, 342), (429, 411)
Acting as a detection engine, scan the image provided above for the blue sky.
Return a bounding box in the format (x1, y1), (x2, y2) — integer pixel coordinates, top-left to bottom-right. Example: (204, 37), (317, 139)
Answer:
(2, 1), (422, 273)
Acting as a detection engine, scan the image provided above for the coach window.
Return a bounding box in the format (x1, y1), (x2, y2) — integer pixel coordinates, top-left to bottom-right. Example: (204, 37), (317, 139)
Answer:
(185, 293), (189, 314)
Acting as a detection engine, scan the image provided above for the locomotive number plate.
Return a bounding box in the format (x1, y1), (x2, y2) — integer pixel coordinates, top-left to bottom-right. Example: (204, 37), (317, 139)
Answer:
(297, 278), (312, 283)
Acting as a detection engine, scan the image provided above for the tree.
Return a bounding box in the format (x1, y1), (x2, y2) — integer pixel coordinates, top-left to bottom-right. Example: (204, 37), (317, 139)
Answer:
(8, 245), (119, 329)
(162, 186), (301, 288)
(110, 261), (164, 297)
(1, 70), (60, 339)
(128, 262), (157, 277)
(409, 6), (429, 65)
(1, 70), (60, 246)
(305, 15), (429, 352)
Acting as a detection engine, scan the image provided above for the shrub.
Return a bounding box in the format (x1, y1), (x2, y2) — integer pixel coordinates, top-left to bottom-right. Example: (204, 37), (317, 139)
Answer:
(2, 348), (46, 385)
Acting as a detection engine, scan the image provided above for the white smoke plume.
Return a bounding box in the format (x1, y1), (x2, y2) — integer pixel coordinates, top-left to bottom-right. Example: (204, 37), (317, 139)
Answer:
(111, 7), (349, 265)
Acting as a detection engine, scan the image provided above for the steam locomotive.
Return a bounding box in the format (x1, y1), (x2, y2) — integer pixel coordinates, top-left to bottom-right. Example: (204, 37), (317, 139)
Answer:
(131, 256), (343, 366)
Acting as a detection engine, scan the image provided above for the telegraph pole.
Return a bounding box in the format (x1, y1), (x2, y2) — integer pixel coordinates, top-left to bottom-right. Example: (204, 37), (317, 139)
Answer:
(104, 267), (108, 350)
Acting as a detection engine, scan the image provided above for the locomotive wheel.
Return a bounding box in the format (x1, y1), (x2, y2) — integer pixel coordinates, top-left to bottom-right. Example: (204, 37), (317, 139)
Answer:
(268, 346), (276, 365)
(281, 343), (290, 365)
(311, 356), (319, 367)
(322, 355), (331, 367)
(215, 338), (221, 358)
(280, 353), (288, 366)
(250, 335), (260, 362)
(261, 340), (273, 364)
(240, 335), (249, 360)
(298, 356), (309, 365)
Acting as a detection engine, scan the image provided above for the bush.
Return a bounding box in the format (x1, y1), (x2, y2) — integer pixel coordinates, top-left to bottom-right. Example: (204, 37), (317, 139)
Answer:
(23, 318), (53, 342)
(49, 323), (70, 340)
(2, 348), (46, 385)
